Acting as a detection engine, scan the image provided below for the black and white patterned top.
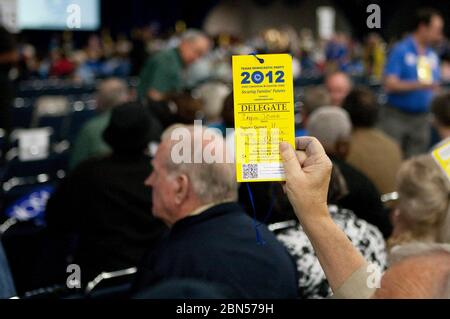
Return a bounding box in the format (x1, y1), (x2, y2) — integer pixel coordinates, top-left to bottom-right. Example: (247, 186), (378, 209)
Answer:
(275, 205), (387, 299)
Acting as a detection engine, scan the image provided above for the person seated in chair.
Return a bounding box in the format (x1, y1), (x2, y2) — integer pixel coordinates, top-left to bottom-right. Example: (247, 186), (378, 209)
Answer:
(70, 78), (132, 170)
(45, 102), (167, 285)
(131, 125), (298, 299)
(343, 87), (403, 195)
(306, 106), (392, 237)
(274, 165), (387, 299)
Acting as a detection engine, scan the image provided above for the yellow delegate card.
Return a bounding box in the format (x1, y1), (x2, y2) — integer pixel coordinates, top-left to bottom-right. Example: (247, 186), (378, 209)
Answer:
(232, 53), (295, 182)
(432, 140), (450, 181)
(417, 55), (433, 84)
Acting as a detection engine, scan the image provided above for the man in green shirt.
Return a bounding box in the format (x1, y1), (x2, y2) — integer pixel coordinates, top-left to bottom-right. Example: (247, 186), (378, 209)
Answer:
(70, 78), (130, 169)
(138, 30), (211, 102)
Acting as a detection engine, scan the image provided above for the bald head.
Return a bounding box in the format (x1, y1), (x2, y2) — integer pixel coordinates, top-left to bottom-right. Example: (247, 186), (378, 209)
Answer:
(146, 124), (237, 226)
(162, 124), (237, 203)
(179, 30), (212, 65)
(325, 72), (353, 107)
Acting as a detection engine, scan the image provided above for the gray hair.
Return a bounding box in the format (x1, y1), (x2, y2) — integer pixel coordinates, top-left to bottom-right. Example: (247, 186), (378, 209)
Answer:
(193, 82), (231, 121)
(181, 29), (210, 43)
(96, 78), (129, 111)
(302, 86), (331, 117)
(390, 155), (450, 248)
(390, 242), (450, 264)
(306, 106), (353, 151)
(161, 124), (238, 205)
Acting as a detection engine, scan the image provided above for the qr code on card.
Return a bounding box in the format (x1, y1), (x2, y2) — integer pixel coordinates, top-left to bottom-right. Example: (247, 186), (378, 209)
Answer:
(243, 164), (258, 180)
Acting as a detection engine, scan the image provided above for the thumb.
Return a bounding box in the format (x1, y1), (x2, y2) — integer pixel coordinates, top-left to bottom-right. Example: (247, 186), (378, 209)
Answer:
(280, 142), (302, 178)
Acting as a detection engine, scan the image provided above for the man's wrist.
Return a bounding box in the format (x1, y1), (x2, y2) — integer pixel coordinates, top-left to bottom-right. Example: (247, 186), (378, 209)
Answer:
(293, 203), (331, 228)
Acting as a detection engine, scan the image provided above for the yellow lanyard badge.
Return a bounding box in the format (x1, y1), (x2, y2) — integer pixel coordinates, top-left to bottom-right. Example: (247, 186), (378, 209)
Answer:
(417, 55), (433, 84)
(432, 140), (450, 181)
(232, 54), (295, 182)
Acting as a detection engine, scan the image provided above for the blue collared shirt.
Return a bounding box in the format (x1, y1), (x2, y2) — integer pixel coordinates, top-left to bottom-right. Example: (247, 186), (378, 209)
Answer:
(385, 36), (440, 113)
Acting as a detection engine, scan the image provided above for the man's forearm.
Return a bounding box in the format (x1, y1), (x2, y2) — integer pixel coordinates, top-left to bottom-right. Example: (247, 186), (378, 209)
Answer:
(385, 80), (422, 93)
(280, 139), (373, 297)
(297, 205), (367, 292)
(384, 77), (426, 93)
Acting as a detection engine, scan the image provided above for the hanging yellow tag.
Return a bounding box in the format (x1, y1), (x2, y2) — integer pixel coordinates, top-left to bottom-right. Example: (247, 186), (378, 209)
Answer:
(417, 55), (433, 84)
(432, 140), (450, 181)
(232, 54), (295, 182)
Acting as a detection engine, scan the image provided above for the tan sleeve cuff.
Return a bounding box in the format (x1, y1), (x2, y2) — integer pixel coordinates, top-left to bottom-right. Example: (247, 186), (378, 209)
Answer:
(332, 264), (376, 299)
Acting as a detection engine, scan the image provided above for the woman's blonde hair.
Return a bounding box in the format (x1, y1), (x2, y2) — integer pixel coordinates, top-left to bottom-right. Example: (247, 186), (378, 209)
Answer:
(389, 155), (450, 248)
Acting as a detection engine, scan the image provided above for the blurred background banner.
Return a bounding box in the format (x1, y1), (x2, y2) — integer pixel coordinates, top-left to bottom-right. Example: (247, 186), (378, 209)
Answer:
(317, 6), (335, 40)
(17, 0), (100, 31)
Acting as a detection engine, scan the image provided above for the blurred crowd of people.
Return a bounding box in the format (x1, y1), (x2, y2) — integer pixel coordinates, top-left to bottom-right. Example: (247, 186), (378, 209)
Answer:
(1, 7), (450, 300)
(8, 20), (450, 86)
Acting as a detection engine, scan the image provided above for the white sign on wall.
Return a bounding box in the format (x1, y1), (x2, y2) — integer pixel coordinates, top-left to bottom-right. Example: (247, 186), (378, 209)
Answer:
(0, 0), (19, 33)
(317, 6), (335, 40)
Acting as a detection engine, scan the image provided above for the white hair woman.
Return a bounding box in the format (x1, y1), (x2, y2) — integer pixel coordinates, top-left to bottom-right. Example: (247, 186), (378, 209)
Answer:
(389, 154), (450, 251)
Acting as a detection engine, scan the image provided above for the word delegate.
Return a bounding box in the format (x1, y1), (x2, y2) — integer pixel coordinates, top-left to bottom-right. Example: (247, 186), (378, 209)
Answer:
(239, 103), (288, 112)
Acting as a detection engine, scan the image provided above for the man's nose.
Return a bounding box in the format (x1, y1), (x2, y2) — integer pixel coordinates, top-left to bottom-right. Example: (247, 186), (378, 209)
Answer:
(144, 174), (153, 187)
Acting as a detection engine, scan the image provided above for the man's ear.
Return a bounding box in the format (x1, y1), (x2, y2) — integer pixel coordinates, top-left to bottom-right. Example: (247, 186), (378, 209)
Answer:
(174, 174), (190, 205)
(390, 208), (401, 226)
(335, 139), (350, 159)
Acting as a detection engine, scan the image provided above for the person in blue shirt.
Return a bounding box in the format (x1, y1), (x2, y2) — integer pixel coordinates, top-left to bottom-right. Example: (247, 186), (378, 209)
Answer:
(381, 8), (444, 158)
